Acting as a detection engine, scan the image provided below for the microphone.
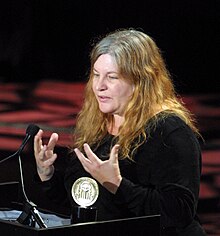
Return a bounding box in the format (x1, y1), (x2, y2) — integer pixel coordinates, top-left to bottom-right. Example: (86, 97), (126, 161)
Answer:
(0, 124), (40, 164)
(18, 124), (40, 155)
(0, 123), (47, 228)
(13, 124), (47, 228)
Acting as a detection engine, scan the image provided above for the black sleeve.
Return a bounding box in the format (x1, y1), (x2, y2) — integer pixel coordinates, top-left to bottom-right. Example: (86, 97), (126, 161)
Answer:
(114, 125), (201, 228)
(35, 170), (68, 205)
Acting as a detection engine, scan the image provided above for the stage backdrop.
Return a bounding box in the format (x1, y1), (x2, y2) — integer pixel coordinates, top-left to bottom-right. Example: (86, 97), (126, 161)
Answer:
(0, 0), (218, 93)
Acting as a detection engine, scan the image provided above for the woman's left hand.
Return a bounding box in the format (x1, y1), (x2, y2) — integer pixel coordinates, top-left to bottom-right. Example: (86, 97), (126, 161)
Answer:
(74, 143), (122, 194)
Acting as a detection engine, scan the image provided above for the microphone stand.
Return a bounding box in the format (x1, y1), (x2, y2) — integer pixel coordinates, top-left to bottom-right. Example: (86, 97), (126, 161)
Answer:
(0, 135), (29, 164)
(16, 154), (47, 228)
(0, 124), (46, 227)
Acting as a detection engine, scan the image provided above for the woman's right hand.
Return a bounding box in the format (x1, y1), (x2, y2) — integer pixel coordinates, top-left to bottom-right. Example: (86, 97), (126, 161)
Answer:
(34, 129), (59, 181)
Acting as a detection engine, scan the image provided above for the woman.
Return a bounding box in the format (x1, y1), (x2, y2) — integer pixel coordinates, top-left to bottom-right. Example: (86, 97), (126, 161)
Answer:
(34, 29), (206, 235)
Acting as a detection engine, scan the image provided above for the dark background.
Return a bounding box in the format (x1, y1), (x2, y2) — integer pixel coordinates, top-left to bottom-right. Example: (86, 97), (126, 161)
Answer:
(0, 0), (219, 94)
(0, 1), (219, 233)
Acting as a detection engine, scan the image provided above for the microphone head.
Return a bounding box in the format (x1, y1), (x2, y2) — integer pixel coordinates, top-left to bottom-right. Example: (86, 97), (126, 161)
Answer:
(26, 124), (40, 136)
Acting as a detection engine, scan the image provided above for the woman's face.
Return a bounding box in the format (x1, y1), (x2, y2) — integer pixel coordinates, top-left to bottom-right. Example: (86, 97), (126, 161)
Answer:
(92, 54), (134, 117)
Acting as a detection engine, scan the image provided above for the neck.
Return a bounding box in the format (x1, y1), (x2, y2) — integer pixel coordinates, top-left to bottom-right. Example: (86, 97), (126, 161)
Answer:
(107, 104), (168, 135)
(108, 115), (124, 135)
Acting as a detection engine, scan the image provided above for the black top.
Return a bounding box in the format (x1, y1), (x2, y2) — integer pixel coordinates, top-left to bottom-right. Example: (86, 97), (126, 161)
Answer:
(39, 113), (206, 235)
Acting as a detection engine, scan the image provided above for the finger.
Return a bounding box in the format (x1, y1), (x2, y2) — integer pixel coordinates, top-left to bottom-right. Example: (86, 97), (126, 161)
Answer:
(47, 133), (59, 151)
(35, 129), (43, 138)
(83, 143), (101, 164)
(34, 129), (44, 154)
(38, 145), (47, 161)
(45, 147), (55, 159)
(43, 153), (58, 166)
(109, 144), (120, 163)
(74, 148), (92, 172)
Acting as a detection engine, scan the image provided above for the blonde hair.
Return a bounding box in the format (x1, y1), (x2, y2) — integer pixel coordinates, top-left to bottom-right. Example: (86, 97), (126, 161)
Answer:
(72, 29), (199, 160)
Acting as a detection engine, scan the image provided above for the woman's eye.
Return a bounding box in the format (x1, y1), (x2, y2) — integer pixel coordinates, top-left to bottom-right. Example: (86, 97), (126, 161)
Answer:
(108, 76), (118, 80)
(93, 73), (99, 78)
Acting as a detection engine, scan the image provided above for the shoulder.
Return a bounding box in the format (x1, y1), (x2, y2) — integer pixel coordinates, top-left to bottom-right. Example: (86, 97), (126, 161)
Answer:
(160, 115), (187, 133)
(151, 113), (201, 153)
(147, 112), (201, 150)
(148, 112), (190, 137)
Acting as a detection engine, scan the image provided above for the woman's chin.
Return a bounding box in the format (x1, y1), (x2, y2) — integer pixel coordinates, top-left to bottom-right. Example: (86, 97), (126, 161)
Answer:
(99, 106), (113, 114)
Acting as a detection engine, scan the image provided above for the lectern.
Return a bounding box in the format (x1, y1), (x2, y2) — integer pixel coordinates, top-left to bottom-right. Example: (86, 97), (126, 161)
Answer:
(0, 214), (160, 236)
(0, 181), (160, 235)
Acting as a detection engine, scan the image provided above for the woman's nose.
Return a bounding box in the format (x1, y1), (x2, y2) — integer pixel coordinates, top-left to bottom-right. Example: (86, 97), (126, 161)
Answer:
(96, 77), (107, 91)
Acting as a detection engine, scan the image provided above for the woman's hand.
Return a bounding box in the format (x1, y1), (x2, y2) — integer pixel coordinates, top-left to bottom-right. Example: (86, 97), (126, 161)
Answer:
(74, 143), (122, 194)
(34, 129), (59, 182)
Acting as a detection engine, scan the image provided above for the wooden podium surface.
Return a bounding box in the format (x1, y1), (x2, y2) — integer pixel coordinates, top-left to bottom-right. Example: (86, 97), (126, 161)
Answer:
(0, 214), (160, 236)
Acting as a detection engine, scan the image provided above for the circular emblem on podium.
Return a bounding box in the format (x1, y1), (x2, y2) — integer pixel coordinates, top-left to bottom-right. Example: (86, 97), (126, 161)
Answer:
(71, 177), (99, 207)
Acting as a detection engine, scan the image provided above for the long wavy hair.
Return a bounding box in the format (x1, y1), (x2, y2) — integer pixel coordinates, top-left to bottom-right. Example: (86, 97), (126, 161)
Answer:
(72, 28), (199, 160)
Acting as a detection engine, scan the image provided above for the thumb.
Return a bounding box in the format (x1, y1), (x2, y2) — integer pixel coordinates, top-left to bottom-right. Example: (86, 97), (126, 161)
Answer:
(109, 144), (120, 163)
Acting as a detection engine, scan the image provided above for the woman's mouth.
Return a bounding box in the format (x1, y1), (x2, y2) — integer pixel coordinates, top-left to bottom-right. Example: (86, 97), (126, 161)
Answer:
(98, 96), (111, 102)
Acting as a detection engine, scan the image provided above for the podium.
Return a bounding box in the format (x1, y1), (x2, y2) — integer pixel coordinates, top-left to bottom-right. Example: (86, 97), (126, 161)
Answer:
(0, 214), (160, 236)
(0, 181), (160, 235)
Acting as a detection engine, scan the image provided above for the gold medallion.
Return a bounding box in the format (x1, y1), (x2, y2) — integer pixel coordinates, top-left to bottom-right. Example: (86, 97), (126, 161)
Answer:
(71, 177), (99, 207)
